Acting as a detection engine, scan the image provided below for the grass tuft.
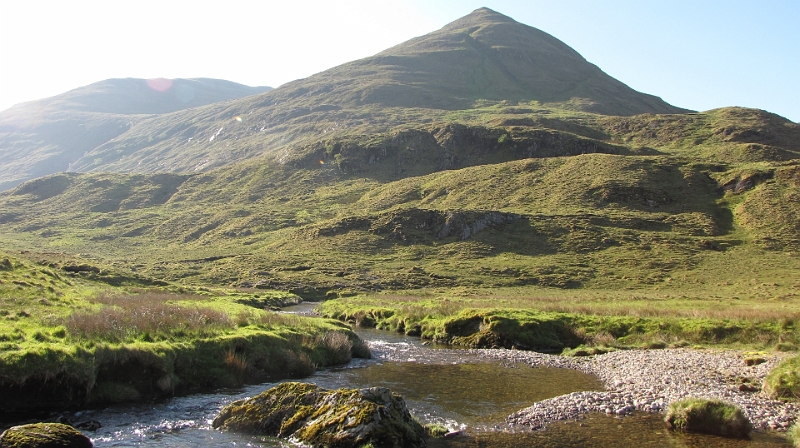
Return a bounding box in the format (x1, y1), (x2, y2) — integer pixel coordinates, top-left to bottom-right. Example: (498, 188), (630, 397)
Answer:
(664, 398), (751, 438)
(788, 421), (800, 447)
(763, 355), (800, 400)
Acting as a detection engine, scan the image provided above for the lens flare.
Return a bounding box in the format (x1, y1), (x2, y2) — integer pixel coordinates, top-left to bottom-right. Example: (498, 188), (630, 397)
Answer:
(234, 116), (242, 122)
(319, 160), (325, 165)
(146, 78), (173, 92)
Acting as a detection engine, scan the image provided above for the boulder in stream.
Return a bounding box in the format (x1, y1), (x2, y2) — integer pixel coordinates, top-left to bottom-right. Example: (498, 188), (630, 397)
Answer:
(0, 422), (93, 448)
(212, 382), (426, 448)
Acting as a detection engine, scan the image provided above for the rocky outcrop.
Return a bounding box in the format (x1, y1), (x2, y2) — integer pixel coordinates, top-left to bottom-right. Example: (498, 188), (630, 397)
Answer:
(298, 124), (624, 177)
(212, 382), (425, 448)
(0, 423), (92, 448)
(311, 208), (520, 242)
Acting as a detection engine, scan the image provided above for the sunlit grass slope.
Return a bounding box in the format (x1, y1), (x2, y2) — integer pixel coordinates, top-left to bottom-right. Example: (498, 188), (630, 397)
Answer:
(0, 251), (368, 414)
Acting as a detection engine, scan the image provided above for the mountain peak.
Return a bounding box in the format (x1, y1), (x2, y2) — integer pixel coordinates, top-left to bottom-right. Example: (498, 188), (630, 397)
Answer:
(441, 7), (518, 29)
(291, 8), (686, 115)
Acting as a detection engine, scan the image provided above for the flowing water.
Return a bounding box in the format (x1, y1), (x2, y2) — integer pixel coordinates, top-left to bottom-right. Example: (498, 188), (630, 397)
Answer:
(1, 303), (790, 447)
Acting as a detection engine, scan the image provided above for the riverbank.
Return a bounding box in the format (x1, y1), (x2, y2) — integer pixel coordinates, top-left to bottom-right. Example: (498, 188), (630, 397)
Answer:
(0, 253), (370, 416)
(474, 348), (798, 432)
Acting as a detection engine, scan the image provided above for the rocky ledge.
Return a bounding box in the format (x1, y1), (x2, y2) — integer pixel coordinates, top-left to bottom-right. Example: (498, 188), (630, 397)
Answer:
(212, 382), (425, 448)
(473, 348), (799, 432)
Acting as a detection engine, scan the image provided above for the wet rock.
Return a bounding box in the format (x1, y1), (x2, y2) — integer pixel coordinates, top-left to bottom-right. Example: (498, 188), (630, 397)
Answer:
(0, 422), (93, 448)
(212, 382), (425, 448)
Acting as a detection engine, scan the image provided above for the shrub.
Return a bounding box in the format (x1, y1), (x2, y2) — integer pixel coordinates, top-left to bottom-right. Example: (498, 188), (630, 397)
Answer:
(763, 355), (800, 400)
(664, 398), (751, 438)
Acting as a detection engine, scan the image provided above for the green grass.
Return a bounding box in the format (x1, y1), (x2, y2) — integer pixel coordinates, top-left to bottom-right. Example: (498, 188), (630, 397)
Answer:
(763, 355), (800, 400)
(0, 251), (369, 413)
(788, 421), (800, 447)
(1, 7), (798, 422)
(317, 292), (798, 351)
(664, 398), (751, 438)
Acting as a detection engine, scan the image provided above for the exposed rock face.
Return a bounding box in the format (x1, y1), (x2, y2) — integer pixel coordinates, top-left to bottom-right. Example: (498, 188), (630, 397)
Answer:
(212, 382), (425, 448)
(312, 208), (520, 242)
(0, 423), (93, 448)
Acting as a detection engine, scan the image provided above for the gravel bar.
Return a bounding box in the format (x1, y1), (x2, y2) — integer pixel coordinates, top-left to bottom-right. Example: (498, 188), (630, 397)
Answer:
(471, 348), (799, 432)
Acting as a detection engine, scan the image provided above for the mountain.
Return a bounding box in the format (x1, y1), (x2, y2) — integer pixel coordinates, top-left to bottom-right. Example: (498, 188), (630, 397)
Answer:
(0, 8), (691, 185)
(266, 7), (688, 114)
(0, 78), (271, 190)
(0, 8), (798, 302)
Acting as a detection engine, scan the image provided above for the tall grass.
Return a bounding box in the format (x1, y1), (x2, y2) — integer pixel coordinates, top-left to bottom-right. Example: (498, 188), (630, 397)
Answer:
(65, 292), (233, 342)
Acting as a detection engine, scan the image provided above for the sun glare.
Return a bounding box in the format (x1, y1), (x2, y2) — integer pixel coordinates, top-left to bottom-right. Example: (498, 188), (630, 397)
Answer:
(146, 78), (173, 92)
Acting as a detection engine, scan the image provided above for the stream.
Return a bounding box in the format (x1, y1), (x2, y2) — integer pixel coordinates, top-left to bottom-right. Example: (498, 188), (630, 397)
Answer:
(2, 303), (790, 447)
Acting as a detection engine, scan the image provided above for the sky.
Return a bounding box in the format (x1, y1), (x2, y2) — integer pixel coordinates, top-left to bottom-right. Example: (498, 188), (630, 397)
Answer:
(1, 0), (798, 122)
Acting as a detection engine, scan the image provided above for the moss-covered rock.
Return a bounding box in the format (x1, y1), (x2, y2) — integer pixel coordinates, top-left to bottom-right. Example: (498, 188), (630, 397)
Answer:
(664, 398), (751, 438)
(0, 423), (93, 448)
(212, 382), (425, 448)
(763, 355), (800, 400)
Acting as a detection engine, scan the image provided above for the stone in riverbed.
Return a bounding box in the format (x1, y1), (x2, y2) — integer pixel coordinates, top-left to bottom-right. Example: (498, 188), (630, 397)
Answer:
(0, 423), (93, 448)
(212, 382), (425, 448)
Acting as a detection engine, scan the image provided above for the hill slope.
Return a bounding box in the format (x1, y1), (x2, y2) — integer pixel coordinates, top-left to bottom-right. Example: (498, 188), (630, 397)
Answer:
(264, 8), (688, 114)
(22, 8), (691, 178)
(0, 8), (797, 306)
(0, 78), (271, 190)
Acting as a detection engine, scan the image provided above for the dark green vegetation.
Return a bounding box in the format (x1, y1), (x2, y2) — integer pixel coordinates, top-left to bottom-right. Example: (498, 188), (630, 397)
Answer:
(213, 382), (425, 448)
(0, 7), (799, 419)
(664, 398), (752, 439)
(0, 422), (93, 448)
(763, 355), (800, 400)
(0, 251), (368, 414)
(0, 78), (271, 190)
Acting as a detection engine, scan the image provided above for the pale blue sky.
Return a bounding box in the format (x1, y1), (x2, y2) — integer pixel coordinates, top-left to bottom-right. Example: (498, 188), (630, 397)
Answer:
(1, 0), (798, 121)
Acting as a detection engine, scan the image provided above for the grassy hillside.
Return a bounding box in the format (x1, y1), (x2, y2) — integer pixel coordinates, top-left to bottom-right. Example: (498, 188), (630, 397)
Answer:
(0, 78), (271, 191)
(22, 8), (691, 179)
(1, 108), (797, 298)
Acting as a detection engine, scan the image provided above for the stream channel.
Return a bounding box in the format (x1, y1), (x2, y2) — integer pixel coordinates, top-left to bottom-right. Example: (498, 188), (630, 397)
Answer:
(4, 303), (789, 447)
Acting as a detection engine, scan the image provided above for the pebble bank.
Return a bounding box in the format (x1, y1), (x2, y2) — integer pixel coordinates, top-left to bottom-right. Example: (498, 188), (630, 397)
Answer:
(472, 348), (799, 432)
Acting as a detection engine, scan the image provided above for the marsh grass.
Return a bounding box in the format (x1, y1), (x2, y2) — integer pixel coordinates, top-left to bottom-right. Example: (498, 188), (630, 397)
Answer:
(65, 292), (233, 342)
